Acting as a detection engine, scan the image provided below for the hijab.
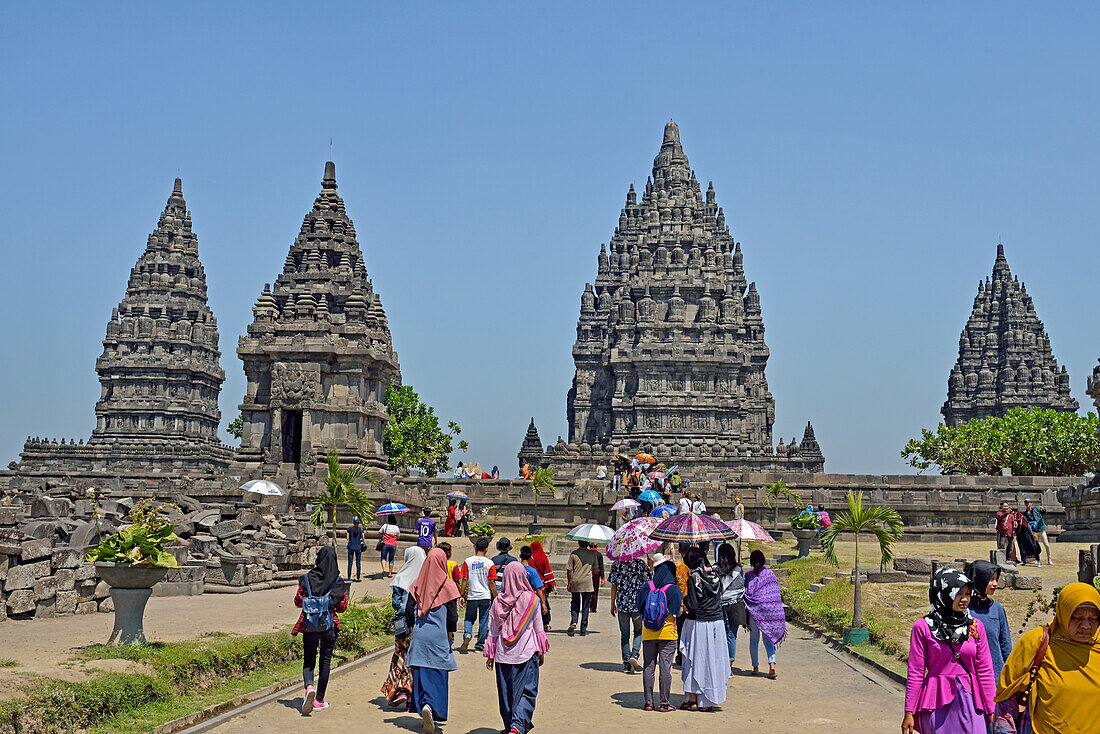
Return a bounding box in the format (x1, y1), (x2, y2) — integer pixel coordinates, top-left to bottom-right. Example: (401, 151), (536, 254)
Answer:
(489, 562), (541, 647)
(924, 567), (973, 644)
(302, 545), (346, 602)
(408, 548), (460, 617)
(529, 541), (553, 582)
(963, 560), (999, 609)
(391, 546), (427, 592)
(996, 583), (1100, 732)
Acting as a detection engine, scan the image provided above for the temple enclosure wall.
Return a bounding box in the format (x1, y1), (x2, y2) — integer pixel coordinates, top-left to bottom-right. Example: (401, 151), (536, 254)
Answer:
(384, 472), (1084, 542)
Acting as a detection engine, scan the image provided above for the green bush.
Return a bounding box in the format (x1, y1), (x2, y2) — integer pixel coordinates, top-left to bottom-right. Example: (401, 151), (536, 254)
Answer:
(338, 602), (394, 653)
(15, 673), (171, 732)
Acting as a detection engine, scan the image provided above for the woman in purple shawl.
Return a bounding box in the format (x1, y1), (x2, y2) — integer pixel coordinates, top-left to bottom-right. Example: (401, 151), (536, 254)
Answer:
(743, 549), (785, 679)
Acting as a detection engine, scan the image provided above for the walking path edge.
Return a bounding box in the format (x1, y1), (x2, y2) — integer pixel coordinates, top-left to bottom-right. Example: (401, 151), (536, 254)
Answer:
(787, 618), (906, 688)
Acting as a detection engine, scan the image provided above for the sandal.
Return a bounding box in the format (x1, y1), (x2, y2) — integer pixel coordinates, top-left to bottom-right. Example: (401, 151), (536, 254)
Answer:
(659, 704), (676, 713)
(643, 704), (654, 712)
(679, 701), (698, 711)
(699, 706), (714, 712)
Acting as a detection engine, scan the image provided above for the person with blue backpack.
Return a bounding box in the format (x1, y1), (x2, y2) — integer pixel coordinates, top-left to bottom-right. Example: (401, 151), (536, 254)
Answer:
(636, 553), (683, 712)
(292, 546), (349, 716)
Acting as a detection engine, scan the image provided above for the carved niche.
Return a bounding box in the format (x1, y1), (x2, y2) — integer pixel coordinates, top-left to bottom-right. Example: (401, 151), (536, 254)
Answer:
(270, 362), (322, 409)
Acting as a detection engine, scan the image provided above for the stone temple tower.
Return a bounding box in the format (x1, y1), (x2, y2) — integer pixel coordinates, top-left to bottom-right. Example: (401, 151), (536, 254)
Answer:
(17, 178), (232, 476)
(236, 162), (400, 479)
(941, 244), (1078, 427)
(541, 122), (823, 481)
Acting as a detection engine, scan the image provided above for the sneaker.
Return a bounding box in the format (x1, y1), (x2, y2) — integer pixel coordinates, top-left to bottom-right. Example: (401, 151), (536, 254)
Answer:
(302, 685), (316, 715)
(579, 630), (587, 636)
(313, 701), (329, 711)
(629, 656), (643, 672)
(1048, 561), (1054, 566)
(459, 636), (471, 653)
(421, 704), (435, 734)
(624, 662), (633, 673)
(567, 623), (576, 636)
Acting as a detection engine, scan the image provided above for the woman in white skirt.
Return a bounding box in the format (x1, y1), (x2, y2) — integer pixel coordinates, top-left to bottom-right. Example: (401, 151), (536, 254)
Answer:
(678, 547), (729, 711)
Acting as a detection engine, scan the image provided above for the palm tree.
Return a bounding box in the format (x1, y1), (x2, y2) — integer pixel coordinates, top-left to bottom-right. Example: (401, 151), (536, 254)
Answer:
(529, 468), (555, 528)
(763, 479), (801, 530)
(819, 490), (904, 629)
(309, 450), (378, 542)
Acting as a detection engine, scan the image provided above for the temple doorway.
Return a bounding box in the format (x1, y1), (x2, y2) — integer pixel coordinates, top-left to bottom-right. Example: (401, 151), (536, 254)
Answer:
(282, 410), (302, 464)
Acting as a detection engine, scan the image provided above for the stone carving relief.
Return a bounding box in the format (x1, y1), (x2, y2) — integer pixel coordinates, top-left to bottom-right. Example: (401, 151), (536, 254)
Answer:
(270, 362), (322, 408)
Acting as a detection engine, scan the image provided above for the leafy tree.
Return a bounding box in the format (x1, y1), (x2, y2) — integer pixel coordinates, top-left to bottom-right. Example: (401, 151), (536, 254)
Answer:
(227, 415), (244, 441)
(383, 385), (468, 477)
(820, 491), (904, 629)
(763, 479), (801, 529)
(529, 468), (555, 525)
(310, 450), (377, 541)
(902, 407), (1100, 476)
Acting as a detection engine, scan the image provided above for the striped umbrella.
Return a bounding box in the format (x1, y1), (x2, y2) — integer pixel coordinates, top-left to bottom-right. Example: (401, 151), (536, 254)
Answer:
(649, 512), (737, 543)
(376, 503), (410, 516)
(638, 489), (663, 503)
(725, 519), (775, 543)
(649, 504), (677, 518)
(606, 517), (663, 561)
(446, 490), (469, 500)
(565, 523), (615, 544)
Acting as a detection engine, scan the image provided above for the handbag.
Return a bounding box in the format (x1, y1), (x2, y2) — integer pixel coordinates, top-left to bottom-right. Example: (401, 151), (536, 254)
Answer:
(375, 538), (385, 552)
(993, 625), (1050, 734)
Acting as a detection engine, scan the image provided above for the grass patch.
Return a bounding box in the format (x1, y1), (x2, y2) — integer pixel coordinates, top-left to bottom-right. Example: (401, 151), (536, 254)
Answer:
(0, 660), (18, 668)
(1, 598), (393, 734)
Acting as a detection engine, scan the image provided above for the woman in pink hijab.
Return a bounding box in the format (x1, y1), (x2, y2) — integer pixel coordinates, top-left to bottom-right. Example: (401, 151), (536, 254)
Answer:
(485, 562), (550, 734)
(406, 548), (460, 733)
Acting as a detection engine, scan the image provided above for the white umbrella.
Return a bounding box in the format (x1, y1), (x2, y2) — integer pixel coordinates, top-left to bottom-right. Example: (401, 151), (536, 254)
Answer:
(725, 518), (775, 542)
(241, 479), (286, 496)
(610, 498), (640, 511)
(565, 523), (615, 544)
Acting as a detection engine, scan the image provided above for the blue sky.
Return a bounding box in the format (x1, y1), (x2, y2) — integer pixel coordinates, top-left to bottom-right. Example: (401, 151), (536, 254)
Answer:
(1, 3), (1098, 475)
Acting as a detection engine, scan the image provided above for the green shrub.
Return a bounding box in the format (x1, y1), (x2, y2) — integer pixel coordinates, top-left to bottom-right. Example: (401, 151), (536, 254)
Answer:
(18, 673), (171, 732)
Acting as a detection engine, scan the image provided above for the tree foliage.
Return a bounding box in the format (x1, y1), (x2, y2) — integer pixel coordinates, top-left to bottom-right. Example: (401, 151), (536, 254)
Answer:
(227, 416), (244, 441)
(820, 491), (904, 629)
(901, 407), (1100, 476)
(383, 385), (468, 477)
(310, 450), (377, 540)
(763, 479), (801, 529)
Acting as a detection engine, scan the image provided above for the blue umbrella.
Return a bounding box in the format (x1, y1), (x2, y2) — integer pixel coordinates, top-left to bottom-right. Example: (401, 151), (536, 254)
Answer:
(649, 504), (677, 518)
(376, 503), (410, 516)
(638, 489), (663, 503)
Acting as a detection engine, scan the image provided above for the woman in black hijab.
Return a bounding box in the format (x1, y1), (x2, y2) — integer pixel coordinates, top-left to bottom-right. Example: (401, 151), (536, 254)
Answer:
(293, 546), (349, 715)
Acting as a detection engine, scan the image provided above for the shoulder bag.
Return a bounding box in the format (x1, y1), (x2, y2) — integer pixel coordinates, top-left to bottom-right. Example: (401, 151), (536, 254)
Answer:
(992, 625), (1051, 734)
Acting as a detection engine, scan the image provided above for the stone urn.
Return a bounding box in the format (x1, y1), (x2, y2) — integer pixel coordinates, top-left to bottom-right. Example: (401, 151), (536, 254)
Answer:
(95, 562), (167, 645)
(791, 529), (818, 559)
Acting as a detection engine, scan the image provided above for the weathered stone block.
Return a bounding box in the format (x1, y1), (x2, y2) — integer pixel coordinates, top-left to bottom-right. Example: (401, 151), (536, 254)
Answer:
(75, 580), (98, 603)
(76, 601), (98, 615)
(4, 564), (35, 591)
(55, 590), (78, 615)
(51, 547), (82, 570)
(20, 538), (52, 562)
(189, 534), (219, 556)
(27, 560), (51, 579)
(30, 497), (72, 518)
(1013, 575), (1042, 590)
(0, 507), (19, 526)
(211, 520), (243, 540)
(74, 564), (97, 581)
(98, 596), (114, 613)
(6, 589), (35, 615)
(54, 568), (76, 591)
(867, 571), (908, 583)
(94, 581), (110, 600)
(34, 576), (58, 601)
(908, 558), (933, 575)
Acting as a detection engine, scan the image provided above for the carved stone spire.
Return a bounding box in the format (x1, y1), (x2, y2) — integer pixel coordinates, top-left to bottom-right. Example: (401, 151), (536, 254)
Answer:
(941, 244), (1078, 426)
(517, 418), (544, 472)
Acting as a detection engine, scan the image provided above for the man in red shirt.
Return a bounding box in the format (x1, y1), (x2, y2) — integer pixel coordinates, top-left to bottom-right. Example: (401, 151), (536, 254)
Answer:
(995, 501), (1018, 563)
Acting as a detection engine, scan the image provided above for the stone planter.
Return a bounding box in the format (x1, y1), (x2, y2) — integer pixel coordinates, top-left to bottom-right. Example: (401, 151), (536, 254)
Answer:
(842, 626), (870, 645)
(95, 562), (168, 645)
(792, 529), (818, 559)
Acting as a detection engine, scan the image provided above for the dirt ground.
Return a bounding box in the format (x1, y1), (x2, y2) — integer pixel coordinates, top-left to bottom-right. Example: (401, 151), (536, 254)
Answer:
(205, 591), (903, 734)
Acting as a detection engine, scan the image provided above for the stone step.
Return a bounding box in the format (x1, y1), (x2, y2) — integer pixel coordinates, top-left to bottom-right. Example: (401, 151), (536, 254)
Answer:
(808, 583), (824, 593)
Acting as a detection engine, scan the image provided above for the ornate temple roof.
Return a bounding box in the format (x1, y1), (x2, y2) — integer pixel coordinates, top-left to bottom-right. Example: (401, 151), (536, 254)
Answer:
(91, 178), (226, 448)
(941, 244), (1078, 426)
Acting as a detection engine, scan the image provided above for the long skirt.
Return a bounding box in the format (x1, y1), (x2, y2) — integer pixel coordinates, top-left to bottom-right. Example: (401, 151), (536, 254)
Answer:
(495, 654), (540, 734)
(1016, 527), (1041, 563)
(679, 619), (730, 706)
(916, 677), (984, 734)
(381, 636), (413, 706)
(410, 666), (449, 721)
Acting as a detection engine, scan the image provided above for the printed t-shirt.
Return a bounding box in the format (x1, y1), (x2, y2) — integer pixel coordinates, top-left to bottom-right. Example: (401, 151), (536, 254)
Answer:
(414, 517), (437, 548)
(459, 556), (497, 601)
(380, 524), (400, 546)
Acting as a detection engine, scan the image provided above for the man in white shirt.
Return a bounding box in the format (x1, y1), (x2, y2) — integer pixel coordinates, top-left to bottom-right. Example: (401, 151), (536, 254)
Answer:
(456, 535), (497, 652)
(691, 494), (707, 514)
(596, 462), (607, 480)
(678, 491), (693, 515)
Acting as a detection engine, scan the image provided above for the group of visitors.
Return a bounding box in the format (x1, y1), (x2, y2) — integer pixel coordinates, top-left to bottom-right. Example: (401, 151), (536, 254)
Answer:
(903, 561), (1100, 733)
(454, 461), (500, 480)
(995, 499), (1052, 566)
(598, 456), (684, 495)
(443, 499), (470, 537)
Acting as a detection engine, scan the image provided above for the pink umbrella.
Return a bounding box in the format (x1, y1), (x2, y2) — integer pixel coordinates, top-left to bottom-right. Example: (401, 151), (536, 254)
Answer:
(647, 471), (665, 479)
(650, 513), (737, 543)
(725, 518), (775, 542)
(611, 498), (640, 511)
(606, 517), (663, 561)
